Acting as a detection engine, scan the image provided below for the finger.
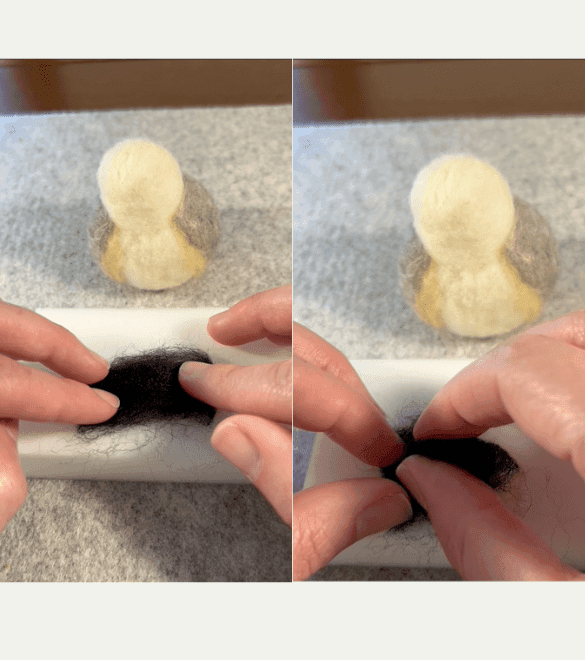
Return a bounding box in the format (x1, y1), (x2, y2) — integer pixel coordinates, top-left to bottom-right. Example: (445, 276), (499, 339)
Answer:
(179, 360), (292, 424)
(396, 455), (583, 581)
(0, 300), (109, 383)
(413, 335), (585, 477)
(293, 478), (413, 581)
(0, 420), (28, 532)
(415, 308), (585, 441)
(211, 415), (291, 525)
(293, 359), (405, 467)
(0, 355), (120, 424)
(293, 324), (375, 400)
(413, 343), (514, 440)
(520, 307), (585, 349)
(207, 285), (292, 346)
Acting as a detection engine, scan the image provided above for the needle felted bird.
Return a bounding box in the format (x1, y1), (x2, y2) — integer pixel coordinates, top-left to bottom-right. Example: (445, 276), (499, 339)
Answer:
(399, 154), (558, 338)
(89, 139), (219, 291)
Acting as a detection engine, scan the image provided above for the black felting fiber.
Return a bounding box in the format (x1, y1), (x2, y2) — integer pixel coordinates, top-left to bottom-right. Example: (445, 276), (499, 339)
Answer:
(381, 422), (520, 524)
(77, 347), (217, 437)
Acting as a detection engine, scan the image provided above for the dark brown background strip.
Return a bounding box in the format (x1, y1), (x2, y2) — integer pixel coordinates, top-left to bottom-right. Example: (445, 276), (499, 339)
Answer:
(0, 59), (292, 114)
(293, 59), (585, 123)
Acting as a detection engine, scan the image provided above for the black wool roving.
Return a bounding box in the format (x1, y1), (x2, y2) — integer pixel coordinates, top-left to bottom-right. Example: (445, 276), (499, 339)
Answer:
(381, 422), (520, 525)
(77, 347), (217, 437)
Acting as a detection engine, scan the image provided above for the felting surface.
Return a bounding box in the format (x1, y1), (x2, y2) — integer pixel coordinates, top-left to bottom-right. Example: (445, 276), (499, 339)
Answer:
(0, 106), (291, 582)
(293, 116), (585, 580)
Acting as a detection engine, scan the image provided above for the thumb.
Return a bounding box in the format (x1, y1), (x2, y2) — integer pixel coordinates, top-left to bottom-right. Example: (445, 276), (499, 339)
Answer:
(396, 455), (585, 581)
(293, 478), (412, 580)
(0, 420), (27, 532)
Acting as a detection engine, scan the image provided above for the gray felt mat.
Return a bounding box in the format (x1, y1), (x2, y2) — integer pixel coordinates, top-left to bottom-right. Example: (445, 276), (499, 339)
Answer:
(293, 115), (585, 580)
(0, 105), (292, 582)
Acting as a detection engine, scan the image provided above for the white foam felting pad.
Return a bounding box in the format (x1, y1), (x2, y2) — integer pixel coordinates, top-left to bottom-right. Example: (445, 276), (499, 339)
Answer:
(19, 308), (290, 483)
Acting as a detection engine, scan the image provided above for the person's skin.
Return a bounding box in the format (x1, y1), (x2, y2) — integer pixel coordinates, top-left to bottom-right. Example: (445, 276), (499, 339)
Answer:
(396, 310), (585, 580)
(0, 300), (120, 532)
(178, 285), (412, 580)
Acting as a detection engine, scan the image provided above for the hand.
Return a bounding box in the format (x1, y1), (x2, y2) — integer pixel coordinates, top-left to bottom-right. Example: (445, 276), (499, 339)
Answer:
(396, 309), (585, 580)
(0, 301), (120, 532)
(292, 323), (411, 580)
(179, 286), (293, 525)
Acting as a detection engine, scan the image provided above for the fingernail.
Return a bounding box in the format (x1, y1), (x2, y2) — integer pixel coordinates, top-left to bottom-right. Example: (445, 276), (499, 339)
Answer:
(207, 310), (230, 332)
(179, 361), (210, 380)
(412, 417), (429, 439)
(88, 349), (109, 370)
(412, 400), (435, 439)
(93, 388), (120, 409)
(395, 455), (432, 510)
(355, 491), (413, 541)
(211, 422), (262, 482)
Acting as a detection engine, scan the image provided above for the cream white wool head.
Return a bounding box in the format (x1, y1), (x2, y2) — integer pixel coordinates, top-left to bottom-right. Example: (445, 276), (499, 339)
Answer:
(97, 139), (184, 231)
(410, 154), (515, 264)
